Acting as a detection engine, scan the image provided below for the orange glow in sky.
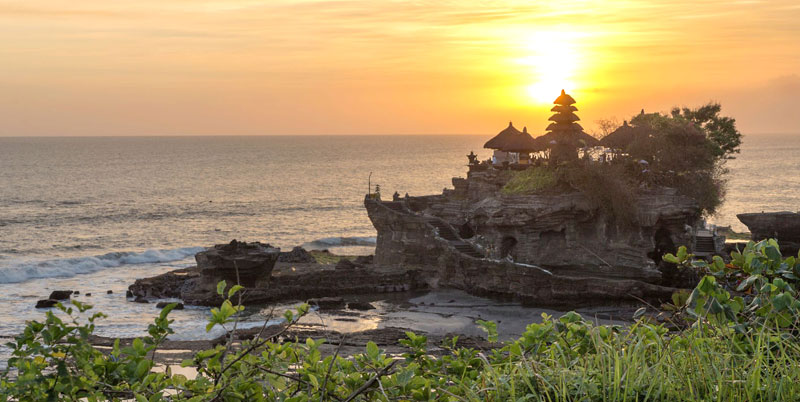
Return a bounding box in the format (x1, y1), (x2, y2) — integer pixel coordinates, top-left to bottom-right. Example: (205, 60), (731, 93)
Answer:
(0, 0), (798, 136)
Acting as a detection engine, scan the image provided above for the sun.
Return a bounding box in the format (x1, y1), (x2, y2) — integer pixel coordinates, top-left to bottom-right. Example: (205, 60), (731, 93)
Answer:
(517, 31), (583, 103)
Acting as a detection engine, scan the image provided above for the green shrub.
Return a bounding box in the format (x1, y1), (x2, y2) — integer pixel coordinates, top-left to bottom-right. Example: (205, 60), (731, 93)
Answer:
(562, 161), (639, 226)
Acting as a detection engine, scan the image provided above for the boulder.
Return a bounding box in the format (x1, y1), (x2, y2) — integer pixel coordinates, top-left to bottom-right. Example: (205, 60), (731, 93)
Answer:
(134, 296), (149, 303)
(308, 297), (344, 309)
(107, 290), (113, 294)
(85, 293), (92, 297)
(35, 299), (58, 308)
(126, 290), (133, 298)
(335, 259), (357, 271)
(347, 301), (375, 310)
(278, 246), (317, 263)
(156, 301), (184, 310)
(196, 240), (280, 287)
(49, 290), (72, 300)
(73, 291), (80, 295)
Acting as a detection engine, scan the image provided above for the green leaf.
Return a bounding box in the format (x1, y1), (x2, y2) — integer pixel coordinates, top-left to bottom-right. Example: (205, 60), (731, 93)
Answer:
(228, 285), (244, 298)
(132, 338), (144, 354)
(366, 341), (379, 359)
(711, 256), (725, 272)
(737, 275), (760, 291)
(135, 359), (150, 378)
(772, 292), (793, 311)
(698, 276), (717, 294)
(216, 280), (227, 296)
(765, 245), (782, 262)
(663, 253), (679, 264)
(308, 373), (319, 388)
(676, 246), (687, 262)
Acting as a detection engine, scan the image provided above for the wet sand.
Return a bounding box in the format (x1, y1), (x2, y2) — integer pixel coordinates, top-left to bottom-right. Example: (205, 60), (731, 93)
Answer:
(87, 288), (641, 373)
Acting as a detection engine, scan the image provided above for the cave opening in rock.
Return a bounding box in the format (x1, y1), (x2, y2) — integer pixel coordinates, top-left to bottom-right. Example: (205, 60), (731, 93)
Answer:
(459, 222), (475, 239)
(650, 227), (675, 263)
(500, 236), (518, 258)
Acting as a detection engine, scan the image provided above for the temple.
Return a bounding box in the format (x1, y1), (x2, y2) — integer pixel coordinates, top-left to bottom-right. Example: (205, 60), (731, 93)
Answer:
(364, 90), (707, 305)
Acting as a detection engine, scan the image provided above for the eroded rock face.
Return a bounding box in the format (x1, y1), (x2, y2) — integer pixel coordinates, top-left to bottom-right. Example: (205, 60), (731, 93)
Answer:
(195, 240), (280, 287)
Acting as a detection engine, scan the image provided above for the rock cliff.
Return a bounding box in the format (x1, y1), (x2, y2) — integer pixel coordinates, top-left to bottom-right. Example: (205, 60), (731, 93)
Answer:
(365, 169), (701, 304)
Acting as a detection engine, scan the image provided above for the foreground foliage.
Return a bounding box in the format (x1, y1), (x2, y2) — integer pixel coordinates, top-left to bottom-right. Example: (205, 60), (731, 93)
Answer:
(4, 240), (800, 401)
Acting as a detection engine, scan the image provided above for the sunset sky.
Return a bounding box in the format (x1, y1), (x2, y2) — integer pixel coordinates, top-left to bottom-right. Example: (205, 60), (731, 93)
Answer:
(1, 0), (798, 136)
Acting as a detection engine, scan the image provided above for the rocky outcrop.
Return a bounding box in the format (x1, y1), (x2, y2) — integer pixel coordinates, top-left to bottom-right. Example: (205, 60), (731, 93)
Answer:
(195, 240), (280, 287)
(277, 246), (317, 263)
(365, 167), (701, 304)
(738, 212), (800, 254)
(365, 197), (678, 306)
(128, 260), (423, 306)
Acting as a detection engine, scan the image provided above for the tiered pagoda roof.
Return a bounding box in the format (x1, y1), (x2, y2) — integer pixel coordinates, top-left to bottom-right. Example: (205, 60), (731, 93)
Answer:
(533, 90), (599, 150)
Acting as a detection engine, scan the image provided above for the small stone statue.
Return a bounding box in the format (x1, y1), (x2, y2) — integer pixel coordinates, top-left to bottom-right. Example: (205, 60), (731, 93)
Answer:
(467, 151), (478, 164)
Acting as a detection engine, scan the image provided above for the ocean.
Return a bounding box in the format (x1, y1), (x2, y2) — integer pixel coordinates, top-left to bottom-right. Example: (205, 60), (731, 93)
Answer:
(0, 134), (797, 344)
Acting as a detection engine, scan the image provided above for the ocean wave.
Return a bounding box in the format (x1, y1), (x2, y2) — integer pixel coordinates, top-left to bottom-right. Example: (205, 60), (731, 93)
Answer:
(0, 247), (205, 284)
(302, 236), (376, 250)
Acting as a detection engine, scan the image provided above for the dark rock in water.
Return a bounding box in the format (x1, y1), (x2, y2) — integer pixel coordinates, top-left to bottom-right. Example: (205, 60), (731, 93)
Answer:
(35, 299), (58, 308)
(129, 263), (423, 307)
(354, 255), (374, 266)
(134, 296), (149, 303)
(347, 301), (375, 310)
(156, 301), (184, 310)
(49, 290), (72, 300)
(335, 259), (357, 271)
(126, 290), (133, 298)
(107, 290), (113, 294)
(73, 291), (79, 295)
(278, 246), (316, 263)
(85, 293), (92, 297)
(195, 240), (280, 287)
(308, 297), (344, 309)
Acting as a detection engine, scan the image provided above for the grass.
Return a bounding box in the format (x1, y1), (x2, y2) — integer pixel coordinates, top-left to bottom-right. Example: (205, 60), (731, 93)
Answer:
(501, 167), (557, 195)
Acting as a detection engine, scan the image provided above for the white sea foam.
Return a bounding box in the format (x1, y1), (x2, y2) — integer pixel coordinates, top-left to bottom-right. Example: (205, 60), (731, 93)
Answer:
(0, 247), (205, 284)
(302, 236), (376, 250)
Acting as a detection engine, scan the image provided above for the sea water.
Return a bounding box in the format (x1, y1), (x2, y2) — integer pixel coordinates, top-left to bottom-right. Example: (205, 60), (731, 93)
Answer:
(0, 134), (797, 346)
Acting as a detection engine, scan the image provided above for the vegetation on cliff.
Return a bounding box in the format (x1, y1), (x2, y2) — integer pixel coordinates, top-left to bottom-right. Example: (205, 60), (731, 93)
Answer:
(501, 102), (740, 220)
(500, 167), (557, 195)
(5, 240), (800, 401)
